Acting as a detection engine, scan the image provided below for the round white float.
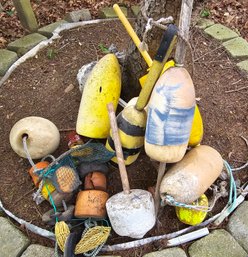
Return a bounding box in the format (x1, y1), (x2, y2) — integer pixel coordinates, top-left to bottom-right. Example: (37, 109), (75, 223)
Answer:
(106, 189), (156, 239)
(9, 116), (60, 159)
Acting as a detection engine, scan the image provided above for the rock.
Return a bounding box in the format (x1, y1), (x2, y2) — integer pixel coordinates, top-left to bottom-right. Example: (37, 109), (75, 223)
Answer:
(38, 20), (68, 38)
(143, 247), (187, 257)
(222, 37), (248, 59)
(99, 7), (127, 19)
(131, 5), (141, 17)
(21, 244), (54, 257)
(7, 33), (47, 56)
(237, 60), (248, 75)
(188, 229), (247, 257)
(227, 201), (248, 252)
(65, 9), (92, 22)
(204, 24), (238, 41)
(0, 217), (30, 257)
(196, 18), (214, 29)
(0, 49), (18, 76)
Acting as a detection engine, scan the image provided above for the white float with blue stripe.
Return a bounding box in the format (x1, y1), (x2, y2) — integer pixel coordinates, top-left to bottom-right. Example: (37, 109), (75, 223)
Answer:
(145, 66), (195, 163)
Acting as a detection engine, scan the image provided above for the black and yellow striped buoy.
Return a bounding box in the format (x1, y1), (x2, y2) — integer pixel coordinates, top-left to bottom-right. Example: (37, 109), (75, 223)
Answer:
(106, 105), (146, 165)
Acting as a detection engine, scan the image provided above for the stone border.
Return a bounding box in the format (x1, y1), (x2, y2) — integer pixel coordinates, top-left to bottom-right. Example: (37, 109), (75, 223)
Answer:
(196, 18), (248, 76)
(0, 6), (140, 77)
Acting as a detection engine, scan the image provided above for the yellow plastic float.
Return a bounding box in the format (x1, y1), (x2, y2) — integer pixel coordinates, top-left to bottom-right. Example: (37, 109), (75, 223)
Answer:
(175, 194), (209, 225)
(76, 54), (121, 138)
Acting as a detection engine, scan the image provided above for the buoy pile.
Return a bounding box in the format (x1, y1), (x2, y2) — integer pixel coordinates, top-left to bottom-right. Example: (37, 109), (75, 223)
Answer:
(7, 2), (238, 255)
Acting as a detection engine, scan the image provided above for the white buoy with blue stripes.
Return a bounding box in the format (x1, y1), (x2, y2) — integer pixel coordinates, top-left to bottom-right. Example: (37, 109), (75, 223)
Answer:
(145, 66), (196, 163)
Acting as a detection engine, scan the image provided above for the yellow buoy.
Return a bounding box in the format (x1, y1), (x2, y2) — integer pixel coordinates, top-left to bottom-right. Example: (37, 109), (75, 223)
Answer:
(76, 54), (121, 138)
(188, 105), (203, 147)
(41, 181), (56, 200)
(175, 194), (208, 225)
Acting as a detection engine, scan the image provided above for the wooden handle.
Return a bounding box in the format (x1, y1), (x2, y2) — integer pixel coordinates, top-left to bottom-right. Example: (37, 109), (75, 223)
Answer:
(135, 25), (178, 111)
(107, 103), (130, 194)
(113, 4), (153, 67)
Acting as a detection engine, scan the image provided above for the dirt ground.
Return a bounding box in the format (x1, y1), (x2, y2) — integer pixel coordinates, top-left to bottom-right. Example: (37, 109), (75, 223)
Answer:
(0, 18), (248, 256)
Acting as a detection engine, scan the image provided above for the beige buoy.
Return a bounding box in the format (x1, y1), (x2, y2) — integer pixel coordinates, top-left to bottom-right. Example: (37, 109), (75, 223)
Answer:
(160, 145), (223, 204)
(9, 116), (60, 159)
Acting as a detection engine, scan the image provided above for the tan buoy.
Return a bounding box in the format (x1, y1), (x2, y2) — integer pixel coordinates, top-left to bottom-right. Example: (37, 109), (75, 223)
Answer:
(145, 67), (195, 163)
(9, 116), (60, 159)
(160, 145), (223, 204)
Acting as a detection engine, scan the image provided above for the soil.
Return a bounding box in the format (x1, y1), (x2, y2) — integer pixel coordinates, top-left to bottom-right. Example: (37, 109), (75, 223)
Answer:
(0, 13), (248, 257)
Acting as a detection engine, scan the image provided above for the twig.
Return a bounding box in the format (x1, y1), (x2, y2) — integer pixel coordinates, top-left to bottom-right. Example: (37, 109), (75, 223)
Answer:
(59, 128), (75, 132)
(241, 135), (248, 147)
(225, 86), (248, 93)
(91, 42), (100, 61)
(231, 79), (242, 85)
(14, 188), (35, 204)
(34, 206), (43, 219)
(58, 42), (69, 51)
(232, 136), (248, 171)
(193, 45), (223, 62)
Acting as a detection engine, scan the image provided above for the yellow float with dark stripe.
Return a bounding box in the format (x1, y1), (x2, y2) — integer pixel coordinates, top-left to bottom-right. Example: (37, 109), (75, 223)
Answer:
(76, 54), (121, 138)
(106, 105), (146, 165)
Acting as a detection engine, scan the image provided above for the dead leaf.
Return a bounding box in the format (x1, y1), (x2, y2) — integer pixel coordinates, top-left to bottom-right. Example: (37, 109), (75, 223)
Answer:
(64, 84), (74, 93)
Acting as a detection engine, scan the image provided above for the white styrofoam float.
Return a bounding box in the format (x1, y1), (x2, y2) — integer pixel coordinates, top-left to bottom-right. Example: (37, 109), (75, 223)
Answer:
(9, 116), (60, 159)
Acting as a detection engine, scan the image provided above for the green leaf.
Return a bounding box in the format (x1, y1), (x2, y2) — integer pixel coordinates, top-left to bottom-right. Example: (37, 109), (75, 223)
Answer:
(46, 48), (57, 60)
(6, 10), (15, 16)
(200, 9), (210, 18)
(98, 43), (110, 54)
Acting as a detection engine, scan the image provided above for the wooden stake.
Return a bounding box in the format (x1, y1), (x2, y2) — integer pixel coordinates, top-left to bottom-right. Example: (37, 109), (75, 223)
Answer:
(107, 103), (130, 194)
(175, 0), (194, 65)
(154, 162), (166, 216)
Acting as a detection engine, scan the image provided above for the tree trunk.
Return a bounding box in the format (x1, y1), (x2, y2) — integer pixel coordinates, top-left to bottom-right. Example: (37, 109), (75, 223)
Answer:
(122, 0), (181, 100)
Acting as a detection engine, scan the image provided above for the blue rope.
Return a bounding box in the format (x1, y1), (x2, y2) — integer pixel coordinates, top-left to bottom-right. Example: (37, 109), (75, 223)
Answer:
(223, 160), (237, 212)
(163, 195), (210, 211)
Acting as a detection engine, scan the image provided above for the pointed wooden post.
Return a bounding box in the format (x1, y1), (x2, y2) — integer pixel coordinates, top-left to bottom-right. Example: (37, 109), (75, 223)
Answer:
(12, 0), (38, 32)
(175, 0), (194, 65)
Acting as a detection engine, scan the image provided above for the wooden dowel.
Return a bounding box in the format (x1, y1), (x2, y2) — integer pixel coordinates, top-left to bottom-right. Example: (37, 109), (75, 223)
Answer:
(107, 103), (130, 194)
(154, 162), (166, 216)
